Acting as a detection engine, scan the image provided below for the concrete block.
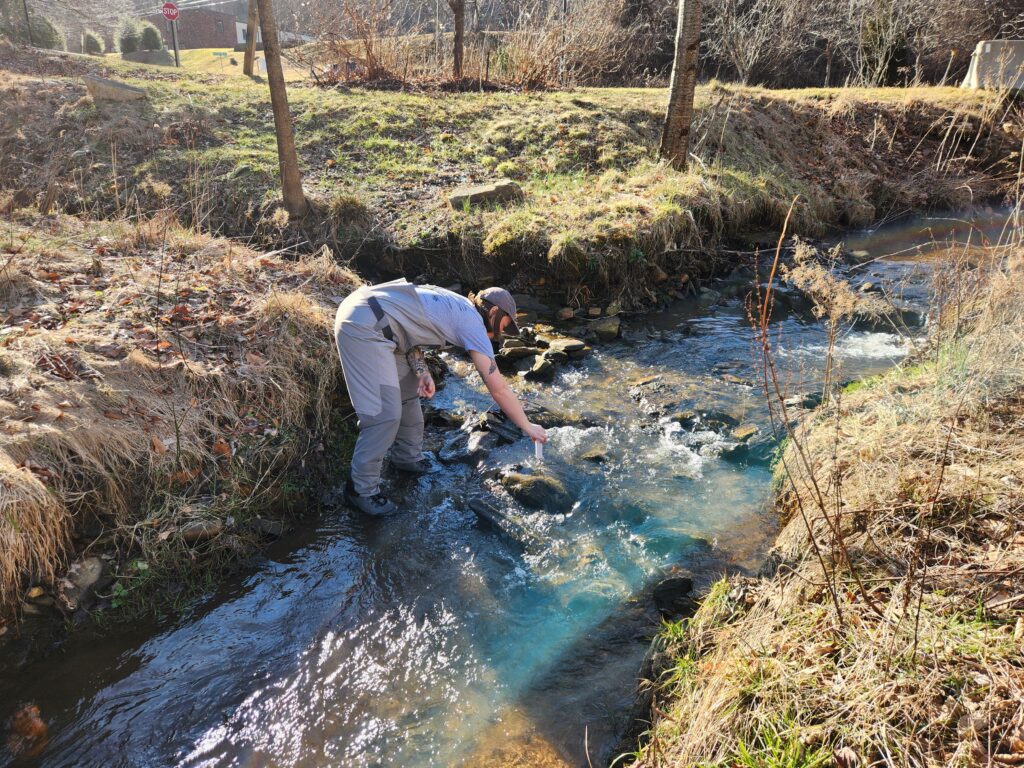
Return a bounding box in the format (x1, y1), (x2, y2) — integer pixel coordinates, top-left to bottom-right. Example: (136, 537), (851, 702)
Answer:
(448, 179), (523, 209)
(962, 40), (1024, 91)
(83, 75), (147, 102)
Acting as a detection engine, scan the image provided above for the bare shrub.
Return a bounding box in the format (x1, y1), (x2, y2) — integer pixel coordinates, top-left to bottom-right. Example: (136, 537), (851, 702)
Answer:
(300, 0), (639, 87)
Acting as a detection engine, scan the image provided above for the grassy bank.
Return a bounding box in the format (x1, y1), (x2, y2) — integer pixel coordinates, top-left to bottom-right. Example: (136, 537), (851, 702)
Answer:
(0, 210), (358, 622)
(632, 245), (1024, 765)
(2, 42), (1019, 308)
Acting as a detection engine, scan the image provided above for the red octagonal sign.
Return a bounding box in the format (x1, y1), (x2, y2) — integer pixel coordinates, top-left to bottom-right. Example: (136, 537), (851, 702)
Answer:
(162, 2), (179, 21)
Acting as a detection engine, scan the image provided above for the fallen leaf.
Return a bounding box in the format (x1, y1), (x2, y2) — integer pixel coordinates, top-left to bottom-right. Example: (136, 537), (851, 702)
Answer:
(103, 410), (125, 420)
(151, 436), (167, 455)
(212, 439), (231, 458)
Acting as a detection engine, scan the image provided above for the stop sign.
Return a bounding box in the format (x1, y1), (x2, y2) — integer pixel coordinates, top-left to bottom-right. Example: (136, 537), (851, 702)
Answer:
(162, 2), (179, 21)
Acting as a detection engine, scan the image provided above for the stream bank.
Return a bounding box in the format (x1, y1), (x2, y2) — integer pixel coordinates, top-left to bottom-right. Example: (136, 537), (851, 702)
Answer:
(630, 223), (1024, 767)
(3, 208), (1000, 766)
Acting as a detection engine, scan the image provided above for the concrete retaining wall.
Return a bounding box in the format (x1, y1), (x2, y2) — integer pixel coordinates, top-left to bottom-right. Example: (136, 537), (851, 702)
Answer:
(962, 39), (1024, 90)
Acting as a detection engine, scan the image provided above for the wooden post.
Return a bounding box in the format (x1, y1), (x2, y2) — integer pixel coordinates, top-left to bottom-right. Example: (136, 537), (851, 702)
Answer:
(256, 0), (307, 218)
(448, 0), (465, 80)
(243, 0), (259, 76)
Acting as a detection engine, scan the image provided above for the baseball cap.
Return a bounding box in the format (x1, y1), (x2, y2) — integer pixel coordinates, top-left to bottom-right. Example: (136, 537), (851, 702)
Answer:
(477, 287), (521, 335)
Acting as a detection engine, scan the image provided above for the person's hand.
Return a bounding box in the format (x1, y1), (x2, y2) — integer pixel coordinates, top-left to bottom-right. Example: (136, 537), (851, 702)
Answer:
(523, 422), (547, 444)
(417, 371), (436, 398)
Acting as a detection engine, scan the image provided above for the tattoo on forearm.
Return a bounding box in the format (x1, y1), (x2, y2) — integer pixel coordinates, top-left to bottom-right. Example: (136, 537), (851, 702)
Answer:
(407, 347), (429, 377)
(487, 361), (497, 376)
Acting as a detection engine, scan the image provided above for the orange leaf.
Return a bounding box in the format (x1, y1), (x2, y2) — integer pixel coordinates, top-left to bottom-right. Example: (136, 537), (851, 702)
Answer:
(156, 340), (173, 351)
(151, 436), (167, 455)
(103, 410), (125, 420)
(212, 439), (231, 458)
(169, 465), (200, 485)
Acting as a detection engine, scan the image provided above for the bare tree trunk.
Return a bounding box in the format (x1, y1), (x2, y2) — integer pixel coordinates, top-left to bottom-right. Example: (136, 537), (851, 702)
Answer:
(660, 0), (702, 171)
(256, 0), (307, 218)
(434, 0), (442, 65)
(448, 0), (465, 80)
(21, 0), (34, 46)
(243, 0), (259, 76)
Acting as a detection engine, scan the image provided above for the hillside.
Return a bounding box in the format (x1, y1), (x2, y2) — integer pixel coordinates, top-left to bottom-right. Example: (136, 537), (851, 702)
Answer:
(2, 43), (1019, 309)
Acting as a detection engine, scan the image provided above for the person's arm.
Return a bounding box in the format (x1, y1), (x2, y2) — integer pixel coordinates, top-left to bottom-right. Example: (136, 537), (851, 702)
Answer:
(406, 347), (436, 398)
(469, 350), (547, 443)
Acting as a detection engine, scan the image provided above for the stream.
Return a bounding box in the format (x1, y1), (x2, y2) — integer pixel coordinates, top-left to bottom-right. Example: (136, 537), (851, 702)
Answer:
(0, 211), (1010, 768)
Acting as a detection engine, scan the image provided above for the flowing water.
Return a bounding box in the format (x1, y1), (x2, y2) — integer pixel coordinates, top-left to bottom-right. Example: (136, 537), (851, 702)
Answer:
(0, 212), (1010, 768)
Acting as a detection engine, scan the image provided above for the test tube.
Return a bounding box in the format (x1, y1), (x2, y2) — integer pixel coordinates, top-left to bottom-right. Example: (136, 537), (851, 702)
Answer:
(534, 440), (544, 461)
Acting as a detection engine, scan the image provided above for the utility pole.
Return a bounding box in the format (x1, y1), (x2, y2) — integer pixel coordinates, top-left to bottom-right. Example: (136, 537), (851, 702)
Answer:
(243, 0), (259, 76)
(21, 0), (34, 46)
(256, 0), (307, 218)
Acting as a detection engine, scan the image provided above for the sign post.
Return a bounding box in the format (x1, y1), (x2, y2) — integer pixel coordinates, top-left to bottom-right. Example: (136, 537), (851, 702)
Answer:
(162, 2), (180, 68)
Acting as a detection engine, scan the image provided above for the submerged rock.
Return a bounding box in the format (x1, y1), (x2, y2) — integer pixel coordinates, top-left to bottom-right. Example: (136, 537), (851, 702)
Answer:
(524, 357), (555, 382)
(57, 556), (110, 613)
(499, 345), (540, 360)
(783, 392), (823, 410)
(721, 434), (778, 464)
(652, 573), (698, 619)
(476, 411), (521, 442)
(541, 348), (568, 365)
(732, 424), (758, 442)
(422, 405), (464, 429)
(250, 517), (286, 537)
(439, 428), (501, 464)
(499, 471), (574, 513)
(590, 316), (621, 342)
(546, 337), (588, 358)
(468, 496), (542, 550)
(670, 409), (740, 432)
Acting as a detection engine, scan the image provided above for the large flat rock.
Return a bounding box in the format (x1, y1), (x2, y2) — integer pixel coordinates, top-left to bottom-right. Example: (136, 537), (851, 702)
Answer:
(83, 75), (147, 102)
(448, 179), (523, 209)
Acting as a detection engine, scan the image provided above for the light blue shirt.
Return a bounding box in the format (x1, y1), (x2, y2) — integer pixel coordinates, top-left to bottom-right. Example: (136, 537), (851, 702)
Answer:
(415, 286), (494, 358)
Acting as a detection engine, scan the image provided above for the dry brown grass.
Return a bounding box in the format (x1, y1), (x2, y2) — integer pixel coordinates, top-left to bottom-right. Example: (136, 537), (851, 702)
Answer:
(634, 246), (1024, 767)
(0, 210), (361, 618)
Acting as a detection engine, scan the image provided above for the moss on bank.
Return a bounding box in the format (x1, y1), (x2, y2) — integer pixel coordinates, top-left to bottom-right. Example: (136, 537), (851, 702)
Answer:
(632, 251), (1024, 766)
(1, 43), (1019, 308)
(0, 210), (359, 623)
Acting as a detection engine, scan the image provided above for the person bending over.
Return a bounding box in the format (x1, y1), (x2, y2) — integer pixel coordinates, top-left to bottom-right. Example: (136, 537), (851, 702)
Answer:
(334, 279), (548, 515)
